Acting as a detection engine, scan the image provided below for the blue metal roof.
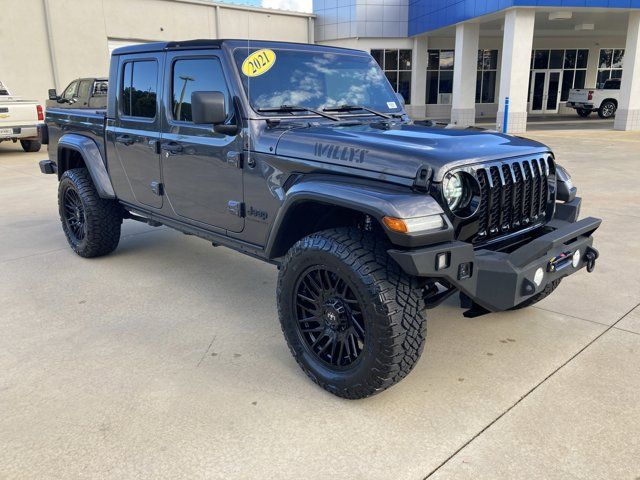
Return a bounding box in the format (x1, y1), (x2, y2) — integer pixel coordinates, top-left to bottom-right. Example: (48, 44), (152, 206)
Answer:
(409, 0), (640, 35)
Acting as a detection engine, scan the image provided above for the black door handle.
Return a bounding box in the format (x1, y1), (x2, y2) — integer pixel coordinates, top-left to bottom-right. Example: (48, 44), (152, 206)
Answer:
(161, 142), (183, 155)
(115, 135), (134, 146)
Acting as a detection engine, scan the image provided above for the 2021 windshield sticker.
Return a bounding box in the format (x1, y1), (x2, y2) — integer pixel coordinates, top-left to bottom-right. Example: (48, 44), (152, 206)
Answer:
(242, 49), (276, 77)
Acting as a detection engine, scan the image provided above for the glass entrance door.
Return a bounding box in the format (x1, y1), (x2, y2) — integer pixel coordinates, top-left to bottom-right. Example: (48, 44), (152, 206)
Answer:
(529, 70), (563, 114)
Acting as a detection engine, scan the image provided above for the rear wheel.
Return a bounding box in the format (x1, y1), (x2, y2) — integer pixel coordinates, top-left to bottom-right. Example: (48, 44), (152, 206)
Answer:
(598, 101), (616, 119)
(20, 139), (41, 152)
(277, 228), (427, 399)
(58, 168), (122, 258)
(576, 108), (591, 118)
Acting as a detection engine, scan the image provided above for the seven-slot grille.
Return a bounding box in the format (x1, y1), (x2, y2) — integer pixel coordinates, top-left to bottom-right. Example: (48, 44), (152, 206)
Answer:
(473, 156), (554, 244)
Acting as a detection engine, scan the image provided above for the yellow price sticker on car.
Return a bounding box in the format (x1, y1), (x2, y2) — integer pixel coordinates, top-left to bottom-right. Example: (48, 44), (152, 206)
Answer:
(241, 49), (276, 77)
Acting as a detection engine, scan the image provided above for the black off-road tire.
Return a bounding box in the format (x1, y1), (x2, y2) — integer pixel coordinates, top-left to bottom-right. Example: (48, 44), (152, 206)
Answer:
(277, 227), (427, 399)
(576, 108), (591, 118)
(20, 139), (41, 152)
(510, 278), (562, 310)
(598, 100), (616, 119)
(58, 168), (122, 258)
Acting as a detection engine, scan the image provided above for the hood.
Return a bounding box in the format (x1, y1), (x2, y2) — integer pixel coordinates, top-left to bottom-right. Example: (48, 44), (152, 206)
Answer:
(274, 122), (549, 182)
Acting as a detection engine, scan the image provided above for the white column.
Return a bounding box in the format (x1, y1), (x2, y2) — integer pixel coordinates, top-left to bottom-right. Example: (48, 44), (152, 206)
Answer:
(496, 9), (535, 134)
(408, 35), (428, 118)
(451, 22), (480, 126)
(614, 12), (640, 131)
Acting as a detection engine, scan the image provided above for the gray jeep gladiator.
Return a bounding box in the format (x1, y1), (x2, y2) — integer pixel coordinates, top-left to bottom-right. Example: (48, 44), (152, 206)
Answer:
(40, 40), (600, 399)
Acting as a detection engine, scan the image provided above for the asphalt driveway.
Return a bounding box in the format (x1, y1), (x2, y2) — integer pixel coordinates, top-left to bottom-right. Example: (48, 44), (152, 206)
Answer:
(1, 128), (639, 479)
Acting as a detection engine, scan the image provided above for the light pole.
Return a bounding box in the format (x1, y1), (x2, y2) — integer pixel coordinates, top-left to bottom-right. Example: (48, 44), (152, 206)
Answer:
(175, 75), (195, 120)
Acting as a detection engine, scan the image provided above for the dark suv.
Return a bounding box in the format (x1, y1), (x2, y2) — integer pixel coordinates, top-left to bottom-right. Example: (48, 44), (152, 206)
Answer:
(39, 40), (600, 399)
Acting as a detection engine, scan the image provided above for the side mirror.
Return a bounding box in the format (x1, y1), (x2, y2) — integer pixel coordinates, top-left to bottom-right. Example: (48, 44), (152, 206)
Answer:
(48, 89), (58, 100)
(395, 92), (405, 107)
(191, 91), (227, 125)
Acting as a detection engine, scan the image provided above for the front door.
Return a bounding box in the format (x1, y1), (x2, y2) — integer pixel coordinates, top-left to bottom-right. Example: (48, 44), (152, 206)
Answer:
(110, 53), (164, 208)
(160, 51), (244, 233)
(529, 70), (563, 114)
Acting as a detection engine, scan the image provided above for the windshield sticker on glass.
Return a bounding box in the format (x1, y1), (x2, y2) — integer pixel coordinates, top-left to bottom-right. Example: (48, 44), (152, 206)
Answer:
(242, 49), (276, 78)
(387, 101), (397, 109)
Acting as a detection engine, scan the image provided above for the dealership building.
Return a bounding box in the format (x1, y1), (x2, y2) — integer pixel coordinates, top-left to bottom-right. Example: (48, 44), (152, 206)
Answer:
(1, 0), (638, 132)
(314, 1), (640, 132)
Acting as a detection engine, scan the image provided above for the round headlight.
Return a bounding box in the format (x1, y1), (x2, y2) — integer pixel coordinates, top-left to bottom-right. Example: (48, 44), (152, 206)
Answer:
(443, 172), (465, 210)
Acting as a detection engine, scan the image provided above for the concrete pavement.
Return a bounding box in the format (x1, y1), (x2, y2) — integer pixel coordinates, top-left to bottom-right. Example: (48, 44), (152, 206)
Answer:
(0, 129), (639, 479)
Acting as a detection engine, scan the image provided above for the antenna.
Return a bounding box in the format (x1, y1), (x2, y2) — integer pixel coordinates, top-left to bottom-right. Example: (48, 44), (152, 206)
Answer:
(246, 11), (252, 173)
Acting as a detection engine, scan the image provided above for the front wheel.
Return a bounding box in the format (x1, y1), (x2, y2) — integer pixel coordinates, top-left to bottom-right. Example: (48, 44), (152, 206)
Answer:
(576, 108), (591, 118)
(277, 228), (427, 399)
(20, 139), (41, 152)
(58, 168), (123, 258)
(598, 101), (616, 119)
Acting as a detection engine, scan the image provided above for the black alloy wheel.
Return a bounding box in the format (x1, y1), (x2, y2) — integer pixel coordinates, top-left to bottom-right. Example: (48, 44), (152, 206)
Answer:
(294, 265), (366, 369)
(58, 168), (122, 258)
(277, 228), (427, 399)
(62, 187), (87, 243)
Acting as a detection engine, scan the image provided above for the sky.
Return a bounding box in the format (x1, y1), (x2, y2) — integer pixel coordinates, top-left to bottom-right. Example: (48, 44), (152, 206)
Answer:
(219, 0), (313, 12)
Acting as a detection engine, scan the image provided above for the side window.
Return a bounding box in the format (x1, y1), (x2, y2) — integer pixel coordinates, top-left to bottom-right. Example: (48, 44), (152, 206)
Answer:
(172, 57), (229, 122)
(121, 60), (158, 119)
(77, 80), (93, 100)
(62, 80), (79, 100)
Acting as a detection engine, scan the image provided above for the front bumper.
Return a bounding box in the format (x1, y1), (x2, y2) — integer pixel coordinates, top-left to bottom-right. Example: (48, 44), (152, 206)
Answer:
(388, 200), (601, 312)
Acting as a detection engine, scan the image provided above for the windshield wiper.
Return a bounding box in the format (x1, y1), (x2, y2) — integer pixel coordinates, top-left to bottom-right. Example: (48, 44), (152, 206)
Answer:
(322, 104), (393, 119)
(257, 105), (339, 121)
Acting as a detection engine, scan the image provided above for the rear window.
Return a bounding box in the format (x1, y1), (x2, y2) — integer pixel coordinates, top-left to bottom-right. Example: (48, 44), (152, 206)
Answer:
(121, 60), (158, 118)
(0, 81), (10, 95)
(603, 79), (620, 90)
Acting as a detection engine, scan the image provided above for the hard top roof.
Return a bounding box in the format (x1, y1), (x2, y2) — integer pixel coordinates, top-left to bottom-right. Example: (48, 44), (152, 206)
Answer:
(111, 39), (368, 56)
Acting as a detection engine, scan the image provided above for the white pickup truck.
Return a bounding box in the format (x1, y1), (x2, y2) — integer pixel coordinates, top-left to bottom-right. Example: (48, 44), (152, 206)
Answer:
(566, 78), (620, 119)
(0, 80), (43, 152)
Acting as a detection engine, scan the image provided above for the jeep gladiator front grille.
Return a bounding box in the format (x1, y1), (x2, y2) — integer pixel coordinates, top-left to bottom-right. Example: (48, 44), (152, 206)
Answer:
(473, 156), (555, 244)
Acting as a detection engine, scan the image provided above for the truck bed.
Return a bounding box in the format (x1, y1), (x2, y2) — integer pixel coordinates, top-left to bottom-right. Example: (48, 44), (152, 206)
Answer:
(45, 107), (107, 161)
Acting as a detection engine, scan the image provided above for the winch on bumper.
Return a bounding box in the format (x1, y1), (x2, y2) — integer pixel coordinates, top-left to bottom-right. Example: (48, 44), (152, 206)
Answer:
(388, 199), (601, 312)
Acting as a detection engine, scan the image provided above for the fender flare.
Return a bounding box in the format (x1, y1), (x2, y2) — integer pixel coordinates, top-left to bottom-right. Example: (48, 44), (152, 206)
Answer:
(264, 176), (451, 257)
(58, 133), (115, 199)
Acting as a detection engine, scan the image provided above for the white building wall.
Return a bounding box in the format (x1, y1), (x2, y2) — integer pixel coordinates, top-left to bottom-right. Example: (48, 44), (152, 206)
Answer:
(0, 0), (314, 103)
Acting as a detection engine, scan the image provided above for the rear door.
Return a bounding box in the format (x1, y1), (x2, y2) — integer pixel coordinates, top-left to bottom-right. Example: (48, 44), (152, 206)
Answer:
(160, 50), (244, 232)
(110, 53), (164, 209)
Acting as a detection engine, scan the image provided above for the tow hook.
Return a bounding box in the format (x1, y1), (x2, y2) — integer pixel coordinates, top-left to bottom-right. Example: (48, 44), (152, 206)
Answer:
(585, 246), (599, 273)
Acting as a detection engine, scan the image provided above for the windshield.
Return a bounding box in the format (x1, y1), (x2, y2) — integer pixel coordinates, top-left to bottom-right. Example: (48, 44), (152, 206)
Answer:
(0, 81), (9, 96)
(233, 48), (402, 116)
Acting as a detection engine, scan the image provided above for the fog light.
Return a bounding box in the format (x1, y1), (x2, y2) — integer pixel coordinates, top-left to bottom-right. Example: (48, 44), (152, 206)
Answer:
(436, 252), (450, 271)
(572, 249), (581, 268)
(533, 268), (544, 287)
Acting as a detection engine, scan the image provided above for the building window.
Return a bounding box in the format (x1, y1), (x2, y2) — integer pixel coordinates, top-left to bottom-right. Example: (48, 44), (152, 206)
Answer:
(530, 49), (589, 102)
(597, 49), (624, 86)
(560, 49), (589, 101)
(425, 49), (454, 104)
(476, 50), (498, 104)
(371, 49), (412, 104)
